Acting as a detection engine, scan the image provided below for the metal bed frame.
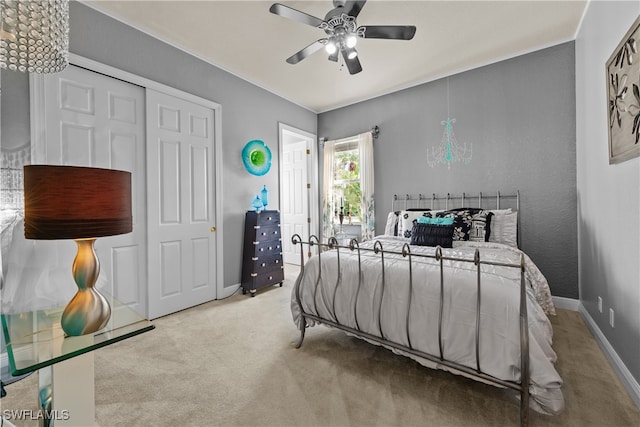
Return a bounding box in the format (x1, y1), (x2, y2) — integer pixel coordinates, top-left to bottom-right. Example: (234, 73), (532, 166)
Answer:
(291, 191), (531, 426)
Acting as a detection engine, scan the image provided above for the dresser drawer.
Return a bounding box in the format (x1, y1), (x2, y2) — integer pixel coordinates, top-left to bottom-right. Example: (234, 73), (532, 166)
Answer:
(251, 254), (283, 274)
(252, 268), (284, 289)
(253, 240), (282, 257)
(255, 225), (281, 241)
(255, 211), (280, 227)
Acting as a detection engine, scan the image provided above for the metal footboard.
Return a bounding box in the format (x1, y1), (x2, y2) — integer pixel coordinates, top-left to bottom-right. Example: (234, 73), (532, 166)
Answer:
(292, 234), (530, 427)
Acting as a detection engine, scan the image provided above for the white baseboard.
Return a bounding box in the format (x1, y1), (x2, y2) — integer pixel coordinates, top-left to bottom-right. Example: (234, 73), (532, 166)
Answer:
(578, 303), (640, 410)
(218, 283), (241, 299)
(552, 296), (580, 311)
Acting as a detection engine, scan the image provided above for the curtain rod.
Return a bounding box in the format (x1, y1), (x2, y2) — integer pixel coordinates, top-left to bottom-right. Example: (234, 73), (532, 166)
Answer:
(320, 125), (379, 143)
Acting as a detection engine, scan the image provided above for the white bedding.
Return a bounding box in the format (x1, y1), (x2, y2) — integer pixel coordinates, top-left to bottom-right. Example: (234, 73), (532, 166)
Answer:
(291, 236), (564, 415)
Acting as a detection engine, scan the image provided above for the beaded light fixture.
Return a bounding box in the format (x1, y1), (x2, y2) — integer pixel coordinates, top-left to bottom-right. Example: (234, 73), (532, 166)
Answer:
(0, 0), (69, 73)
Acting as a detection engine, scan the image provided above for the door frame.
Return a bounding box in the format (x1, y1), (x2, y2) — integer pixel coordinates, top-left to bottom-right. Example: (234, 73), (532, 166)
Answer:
(30, 53), (225, 304)
(278, 123), (319, 249)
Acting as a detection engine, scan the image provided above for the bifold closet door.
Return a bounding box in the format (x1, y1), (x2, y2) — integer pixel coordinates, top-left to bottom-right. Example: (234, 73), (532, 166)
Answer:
(146, 89), (217, 319)
(38, 64), (147, 317)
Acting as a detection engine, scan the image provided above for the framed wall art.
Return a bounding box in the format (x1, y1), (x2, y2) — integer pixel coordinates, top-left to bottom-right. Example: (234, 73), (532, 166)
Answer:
(606, 14), (640, 164)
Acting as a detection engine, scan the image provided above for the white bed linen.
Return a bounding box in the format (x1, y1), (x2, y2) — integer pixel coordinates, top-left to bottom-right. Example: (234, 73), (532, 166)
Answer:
(291, 236), (564, 415)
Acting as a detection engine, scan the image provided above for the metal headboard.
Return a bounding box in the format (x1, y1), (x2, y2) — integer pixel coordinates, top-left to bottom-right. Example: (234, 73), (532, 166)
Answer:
(391, 191), (521, 247)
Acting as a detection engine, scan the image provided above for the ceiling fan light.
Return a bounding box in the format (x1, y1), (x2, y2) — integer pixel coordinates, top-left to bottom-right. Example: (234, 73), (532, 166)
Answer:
(347, 49), (358, 60)
(346, 35), (357, 48)
(325, 41), (337, 55)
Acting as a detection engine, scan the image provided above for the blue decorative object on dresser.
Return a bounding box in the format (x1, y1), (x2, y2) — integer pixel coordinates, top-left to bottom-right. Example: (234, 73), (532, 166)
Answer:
(260, 185), (269, 207)
(252, 195), (263, 212)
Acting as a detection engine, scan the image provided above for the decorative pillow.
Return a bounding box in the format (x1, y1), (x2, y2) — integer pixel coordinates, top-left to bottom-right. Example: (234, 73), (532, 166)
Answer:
(468, 211), (494, 242)
(410, 223), (454, 248)
(384, 211), (400, 236)
(427, 208), (483, 241)
(489, 210), (518, 247)
(417, 216), (455, 225)
(398, 210), (432, 238)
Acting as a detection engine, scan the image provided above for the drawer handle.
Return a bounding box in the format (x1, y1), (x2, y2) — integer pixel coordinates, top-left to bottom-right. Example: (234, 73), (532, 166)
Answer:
(259, 248), (264, 251)
(261, 263), (266, 267)
(267, 217), (272, 221)
(275, 260), (279, 264)
(261, 232), (266, 236)
(273, 231), (278, 235)
(253, 241), (259, 245)
(269, 276), (273, 280)
(268, 246), (272, 250)
(251, 273), (257, 277)
(252, 257), (258, 261)
(254, 225), (261, 229)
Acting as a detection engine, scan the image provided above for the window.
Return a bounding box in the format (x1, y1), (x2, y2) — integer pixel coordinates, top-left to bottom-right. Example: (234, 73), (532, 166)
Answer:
(322, 131), (374, 242)
(332, 138), (361, 223)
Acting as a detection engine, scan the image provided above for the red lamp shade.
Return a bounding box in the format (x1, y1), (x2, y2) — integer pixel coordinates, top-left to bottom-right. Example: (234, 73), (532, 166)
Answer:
(24, 165), (132, 240)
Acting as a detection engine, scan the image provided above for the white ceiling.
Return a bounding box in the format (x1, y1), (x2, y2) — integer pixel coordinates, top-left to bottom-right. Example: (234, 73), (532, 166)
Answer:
(84, 0), (587, 113)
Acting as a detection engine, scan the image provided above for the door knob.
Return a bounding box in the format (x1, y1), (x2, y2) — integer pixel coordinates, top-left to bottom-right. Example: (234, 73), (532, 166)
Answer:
(210, 226), (216, 232)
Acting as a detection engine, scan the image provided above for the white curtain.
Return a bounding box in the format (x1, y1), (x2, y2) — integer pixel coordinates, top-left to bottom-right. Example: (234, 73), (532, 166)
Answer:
(321, 140), (336, 243)
(358, 132), (375, 241)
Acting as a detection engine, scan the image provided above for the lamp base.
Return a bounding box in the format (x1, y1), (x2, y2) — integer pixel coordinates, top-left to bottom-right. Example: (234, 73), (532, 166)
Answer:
(61, 239), (111, 336)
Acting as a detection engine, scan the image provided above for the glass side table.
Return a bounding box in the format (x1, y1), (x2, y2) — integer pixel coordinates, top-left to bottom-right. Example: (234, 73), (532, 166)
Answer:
(2, 298), (154, 426)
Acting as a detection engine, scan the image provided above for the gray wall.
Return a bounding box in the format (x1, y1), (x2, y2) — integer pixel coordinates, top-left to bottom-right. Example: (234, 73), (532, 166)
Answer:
(0, 2), (317, 289)
(318, 42), (578, 299)
(576, 1), (640, 390)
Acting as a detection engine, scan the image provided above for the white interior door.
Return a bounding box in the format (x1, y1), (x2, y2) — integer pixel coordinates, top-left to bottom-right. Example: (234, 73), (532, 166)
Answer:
(37, 64), (147, 316)
(146, 89), (217, 319)
(280, 125), (316, 265)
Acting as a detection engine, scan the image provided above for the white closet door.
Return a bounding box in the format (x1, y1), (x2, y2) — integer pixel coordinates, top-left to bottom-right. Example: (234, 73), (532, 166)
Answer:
(281, 138), (310, 264)
(146, 89), (217, 319)
(39, 65), (147, 316)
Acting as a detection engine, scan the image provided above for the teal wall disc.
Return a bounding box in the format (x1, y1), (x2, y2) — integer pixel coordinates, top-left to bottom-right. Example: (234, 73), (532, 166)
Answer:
(242, 140), (272, 176)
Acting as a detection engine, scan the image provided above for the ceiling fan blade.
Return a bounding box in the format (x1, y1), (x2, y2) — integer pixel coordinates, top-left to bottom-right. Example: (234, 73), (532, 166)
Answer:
(269, 3), (325, 28)
(342, 49), (363, 75)
(343, 0), (367, 18)
(360, 25), (416, 40)
(286, 40), (326, 64)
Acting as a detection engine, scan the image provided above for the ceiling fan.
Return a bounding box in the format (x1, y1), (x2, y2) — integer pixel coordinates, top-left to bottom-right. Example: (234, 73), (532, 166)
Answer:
(269, 0), (416, 75)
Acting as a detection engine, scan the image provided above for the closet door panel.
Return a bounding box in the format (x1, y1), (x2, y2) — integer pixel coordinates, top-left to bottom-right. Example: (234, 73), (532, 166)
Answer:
(38, 65), (147, 317)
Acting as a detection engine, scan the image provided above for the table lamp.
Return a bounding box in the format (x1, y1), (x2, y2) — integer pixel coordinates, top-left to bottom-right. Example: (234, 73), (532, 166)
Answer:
(23, 165), (132, 336)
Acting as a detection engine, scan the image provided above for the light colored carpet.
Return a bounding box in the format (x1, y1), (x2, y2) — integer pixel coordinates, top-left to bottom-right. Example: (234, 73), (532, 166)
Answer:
(2, 264), (639, 426)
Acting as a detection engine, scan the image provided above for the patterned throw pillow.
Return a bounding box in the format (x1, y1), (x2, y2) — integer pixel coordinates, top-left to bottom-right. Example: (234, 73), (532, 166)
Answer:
(468, 211), (494, 242)
(398, 210), (431, 238)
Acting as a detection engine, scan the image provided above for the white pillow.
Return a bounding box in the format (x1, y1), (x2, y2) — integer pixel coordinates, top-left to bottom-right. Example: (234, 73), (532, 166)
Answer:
(489, 209), (518, 247)
(384, 212), (399, 236)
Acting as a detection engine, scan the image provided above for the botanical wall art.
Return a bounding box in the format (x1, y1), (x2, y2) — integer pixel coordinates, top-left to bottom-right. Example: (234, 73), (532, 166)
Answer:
(242, 139), (272, 176)
(606, 15), (640, 164)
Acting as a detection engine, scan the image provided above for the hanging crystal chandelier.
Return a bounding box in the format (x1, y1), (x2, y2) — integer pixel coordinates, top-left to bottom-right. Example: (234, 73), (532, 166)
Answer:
(0, 0), (69, 73)
(427, 78), (473, 169)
